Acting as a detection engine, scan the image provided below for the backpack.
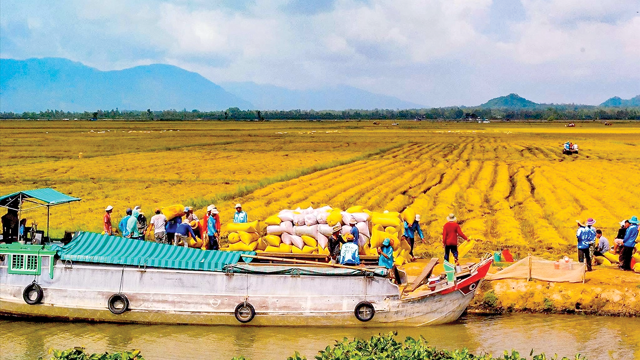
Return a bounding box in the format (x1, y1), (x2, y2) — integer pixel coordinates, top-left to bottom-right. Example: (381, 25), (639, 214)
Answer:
(137, 213), (147, 232)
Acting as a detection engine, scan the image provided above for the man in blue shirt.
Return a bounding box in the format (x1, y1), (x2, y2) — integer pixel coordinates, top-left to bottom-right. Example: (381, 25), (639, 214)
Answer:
(234, 204), (248, 223)
(621, 216), (639, 271)
(576, 218), (596, 271)
(378, 238), (394, 269)
(175, 220), (197, 247)
(339, 234), (360, 266)
(165, 216), (182, 246)
(207, 207), (219, 250)
(118, 208), (132, 237)
(404, 214), (424, 260)
(349, 217), (360, 245)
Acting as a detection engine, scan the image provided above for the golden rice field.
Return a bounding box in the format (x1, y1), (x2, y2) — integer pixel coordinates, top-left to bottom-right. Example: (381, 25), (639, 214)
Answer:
(2, 120), (640, 260)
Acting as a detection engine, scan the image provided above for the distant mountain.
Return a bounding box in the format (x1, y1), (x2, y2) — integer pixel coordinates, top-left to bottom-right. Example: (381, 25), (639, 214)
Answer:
(220, 82), (424, 110)
(0, 58), (252, 112)
(479, 93), (539, 109)
(600, 95), (640, 107)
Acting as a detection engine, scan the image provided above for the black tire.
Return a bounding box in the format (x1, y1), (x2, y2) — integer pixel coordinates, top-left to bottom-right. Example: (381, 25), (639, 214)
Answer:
(23, 283), (44, 305)
(234, 302), (255, 323)
(354, 301), (375, 322)
(108, 293), (129, 315)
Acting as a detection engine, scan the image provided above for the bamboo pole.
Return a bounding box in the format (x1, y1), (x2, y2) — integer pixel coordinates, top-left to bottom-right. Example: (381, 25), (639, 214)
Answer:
(240, 254), (380, 274)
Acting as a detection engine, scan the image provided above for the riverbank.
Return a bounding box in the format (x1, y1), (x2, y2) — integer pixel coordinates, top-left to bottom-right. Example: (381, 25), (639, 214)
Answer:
(468, 265), (640, 316)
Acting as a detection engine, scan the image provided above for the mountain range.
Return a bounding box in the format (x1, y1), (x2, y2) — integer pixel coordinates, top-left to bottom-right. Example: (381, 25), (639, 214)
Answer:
(478, 93), (640, 109)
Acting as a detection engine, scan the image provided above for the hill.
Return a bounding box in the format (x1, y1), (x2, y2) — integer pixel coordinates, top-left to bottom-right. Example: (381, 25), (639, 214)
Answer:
(600, 95), (640, 107)
(220, 82), (424, 110)
(0, 58), (253, 112)
(479, 93), (539, 109)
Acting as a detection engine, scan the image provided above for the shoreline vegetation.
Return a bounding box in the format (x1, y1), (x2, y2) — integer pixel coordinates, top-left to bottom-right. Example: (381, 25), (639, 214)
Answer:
(40, 333), (586, 360)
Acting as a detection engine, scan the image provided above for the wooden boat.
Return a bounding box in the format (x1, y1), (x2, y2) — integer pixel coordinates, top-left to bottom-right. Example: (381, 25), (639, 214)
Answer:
(0, 232), (492, 327)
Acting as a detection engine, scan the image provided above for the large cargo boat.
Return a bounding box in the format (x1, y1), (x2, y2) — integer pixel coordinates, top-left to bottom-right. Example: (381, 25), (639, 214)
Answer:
(0, 232), (491, 327)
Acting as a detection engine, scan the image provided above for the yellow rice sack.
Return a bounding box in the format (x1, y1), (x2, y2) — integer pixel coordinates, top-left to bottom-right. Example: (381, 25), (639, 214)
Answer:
(634, 263), (640, 273)
(594, 256), (612, 266)
(256, 238), (268, 251)
(238, 231), (260, 245)
(346, 205), (364, 213)
(327, 209), (343, 226)
(372, 215), (401, 228)
(264, 215), (282, 226)
(228, 232), (241, 244)
(279, 243), (292, 253)
(401, 208), (416, 223)
(264, 245), (281, 253)
(603, 252), (619, 263)
(318, 246), (330, 256)
(459, 240), (476, 258)
(633, 253), (640, 262)
(292, 245), (317, 254)
(394, 256), (406, 266)
(400, 240), (411, 252)
(263, 235), (282, 247)
(302, 235), (318, 247)
(228, 241), (258, 252)
(162, 204), (184, 220)
(226, 220), (259, 233)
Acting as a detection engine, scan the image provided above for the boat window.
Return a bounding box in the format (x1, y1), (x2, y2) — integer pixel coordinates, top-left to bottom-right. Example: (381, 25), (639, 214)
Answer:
(11, 254), (24, 269)
(8, 254), (40, 275)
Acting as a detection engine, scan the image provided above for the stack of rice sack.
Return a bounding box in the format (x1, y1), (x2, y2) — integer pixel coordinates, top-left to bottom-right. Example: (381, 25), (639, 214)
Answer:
(263, 206), (334, 255)
(368, 209), (413, 266)
(226, 221), (263, 252)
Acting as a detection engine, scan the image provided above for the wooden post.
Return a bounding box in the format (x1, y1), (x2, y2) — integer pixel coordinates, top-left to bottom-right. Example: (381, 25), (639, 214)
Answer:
(47, 205), (50, 241)
(528, 253), (532, 281)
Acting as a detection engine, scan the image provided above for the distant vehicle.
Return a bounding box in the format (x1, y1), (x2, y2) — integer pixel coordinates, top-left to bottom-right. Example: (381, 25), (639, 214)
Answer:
(562, 142), (578, 155)
(604, 121), (613, 126)
(391, 122), (399, 126)
(566, 122), (575, 127)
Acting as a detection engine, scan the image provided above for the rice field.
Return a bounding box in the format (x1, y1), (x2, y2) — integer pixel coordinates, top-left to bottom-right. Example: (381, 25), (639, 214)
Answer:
(2, 120), (640, 259)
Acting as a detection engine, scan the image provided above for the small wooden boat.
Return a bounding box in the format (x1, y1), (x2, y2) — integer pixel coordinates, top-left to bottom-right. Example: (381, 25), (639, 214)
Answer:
(0, 232), (492, 327)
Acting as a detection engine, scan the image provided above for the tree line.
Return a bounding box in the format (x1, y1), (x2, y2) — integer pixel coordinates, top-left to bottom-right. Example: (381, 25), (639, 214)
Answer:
(1, 106), (639, 121)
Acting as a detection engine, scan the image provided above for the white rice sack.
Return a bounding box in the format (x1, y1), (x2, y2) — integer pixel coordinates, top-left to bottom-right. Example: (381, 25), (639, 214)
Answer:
(358, 233), (370, 248)
(281, 221), (294, 235)
(288, 234), (305, 250)
(281, 232), (293, 245)
(304, 206), (314, 215)
(266, 225), (284, 235)
(293, 213), (306, 226)
(341, 212), (353, 225)
(317, 233), (329, 249)
(278, 210), (294, 222)
(356, 222), (371, 238)
(317, 224), (334, 236)
(351, 212), (370, 223)
(317, 205), (332, 213)
(304, 213), (318, 226)
(316, 212), (328, 224)
(341, 225), (352, 236)
(294, 225), (318, 238)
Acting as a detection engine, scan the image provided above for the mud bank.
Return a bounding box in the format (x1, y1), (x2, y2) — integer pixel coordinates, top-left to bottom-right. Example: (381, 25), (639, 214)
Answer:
(468, 266), (640, 316)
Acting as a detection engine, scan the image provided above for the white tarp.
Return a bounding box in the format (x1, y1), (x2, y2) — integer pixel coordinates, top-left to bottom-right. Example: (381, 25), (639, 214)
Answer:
(487, 256), (585, 283)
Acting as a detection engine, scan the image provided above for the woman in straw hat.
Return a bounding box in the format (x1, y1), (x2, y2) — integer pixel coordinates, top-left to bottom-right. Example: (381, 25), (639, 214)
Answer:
(442, 214), (468, 264)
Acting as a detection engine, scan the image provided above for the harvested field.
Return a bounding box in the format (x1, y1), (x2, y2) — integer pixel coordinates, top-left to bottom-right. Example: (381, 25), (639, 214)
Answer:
(2, 120), (640, 260)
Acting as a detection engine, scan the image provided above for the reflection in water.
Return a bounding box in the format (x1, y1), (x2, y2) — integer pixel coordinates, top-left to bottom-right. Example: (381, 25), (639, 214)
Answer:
(1, 314), (637, 360)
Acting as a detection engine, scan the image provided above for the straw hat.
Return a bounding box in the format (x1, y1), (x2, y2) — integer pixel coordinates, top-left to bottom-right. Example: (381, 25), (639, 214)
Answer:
(415, 214), (420, 221)
(349, 217), (357, 225)
(332, 224), (342, 233)
(211, 208), (219, 214)
(446, 213), (457, 222)
(105, 205), (113, 212)
(207, 205), (214, 212)
(586, 218), (596, 226)
(190, 220), (198, 229)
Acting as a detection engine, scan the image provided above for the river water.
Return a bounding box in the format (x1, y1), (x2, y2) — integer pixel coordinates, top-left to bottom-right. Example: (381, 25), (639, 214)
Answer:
(1, 314), (637, 360)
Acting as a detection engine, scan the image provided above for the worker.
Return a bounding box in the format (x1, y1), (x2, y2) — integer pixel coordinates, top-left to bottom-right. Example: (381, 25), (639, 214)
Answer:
(234, 204), (247, 223)
(212, 205), (221, 234)
(165, 215), (182, 245)
(327, 224), (345, 264)
(620, 216), (638, 271)
(377, 238), (394, 269)
(207, 206), (219, 250)
(404, 214), (424, 260)
(613, 220), (628, 256)
(442, 213), (467, 264)
(119, 208), (132, 237)
(104, 205), (114, 235)
(185, 206), (198, 222)
(18, 218), (27, 241)
(593, 229), (609, 259)
(136, 208), (148, 240)
(126, 209), (141, 240)
(349, 217), (359, 244)
(339, 233), (360, 266)
(175, 219), (197, 247)
(149, 209), (168, 244)
(1, 208), (19, 243)
(576, 218), (596, 271)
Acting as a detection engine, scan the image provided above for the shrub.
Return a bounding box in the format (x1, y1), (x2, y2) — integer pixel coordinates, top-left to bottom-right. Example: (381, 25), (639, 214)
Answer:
(39, 347), (143, 360)
(483, 290), (499, 309)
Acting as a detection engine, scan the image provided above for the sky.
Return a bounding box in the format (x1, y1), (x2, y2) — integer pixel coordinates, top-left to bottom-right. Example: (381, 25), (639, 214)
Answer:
(1, 0), (639, 107)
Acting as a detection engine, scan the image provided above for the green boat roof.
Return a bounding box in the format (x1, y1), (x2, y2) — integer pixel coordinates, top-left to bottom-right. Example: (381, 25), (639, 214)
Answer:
(0, 188), (81, 209)
(56, 232), (254, 272)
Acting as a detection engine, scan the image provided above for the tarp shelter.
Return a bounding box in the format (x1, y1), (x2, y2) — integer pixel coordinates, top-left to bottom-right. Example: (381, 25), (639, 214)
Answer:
(0, 188), (81, 239)
(486, 256), (586, 283)
(56, 232), (255, 272)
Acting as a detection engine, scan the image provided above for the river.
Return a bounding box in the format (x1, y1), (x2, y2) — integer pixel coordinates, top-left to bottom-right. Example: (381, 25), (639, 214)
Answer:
(1, 314), (637, 360)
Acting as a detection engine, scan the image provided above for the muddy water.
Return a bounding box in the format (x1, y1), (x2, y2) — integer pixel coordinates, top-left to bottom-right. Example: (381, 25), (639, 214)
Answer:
(1, 314), (637, 360)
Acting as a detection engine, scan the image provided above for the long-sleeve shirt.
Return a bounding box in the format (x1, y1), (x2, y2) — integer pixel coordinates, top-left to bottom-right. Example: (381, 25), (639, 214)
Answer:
(127, 213), (140, 238)
(165, 217), (182, 234)
(119, 215), (130, 237)
(623, 224), (638, 248)
(104, 213), (112, 235)
(339, 242), (360, 265)
(234, 211), (248, 223)
(442, 222), (467, 246)
(207, 215), (218, 237)
(378, 245), (394, 269)
(176, 223), (196, 238)
(214, 213), (221, 232)
(576, 226), (596, 249)
(595, 236), (610, 253)
(404, 221), (424, 240)
(350, 226), (360, 244)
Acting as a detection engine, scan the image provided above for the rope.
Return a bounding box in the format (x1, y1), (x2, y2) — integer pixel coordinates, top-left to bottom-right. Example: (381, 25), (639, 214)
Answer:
(118, 265), (125, 294)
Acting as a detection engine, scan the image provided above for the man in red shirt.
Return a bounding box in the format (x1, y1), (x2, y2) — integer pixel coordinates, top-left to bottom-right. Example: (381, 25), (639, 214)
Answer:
(442, 213), (467, 264)
(104, 205), (114, 235)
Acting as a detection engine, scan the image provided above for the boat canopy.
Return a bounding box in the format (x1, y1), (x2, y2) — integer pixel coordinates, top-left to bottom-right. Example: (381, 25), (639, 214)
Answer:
(0, 188), (81, 211)
(56, 232), (254, 272)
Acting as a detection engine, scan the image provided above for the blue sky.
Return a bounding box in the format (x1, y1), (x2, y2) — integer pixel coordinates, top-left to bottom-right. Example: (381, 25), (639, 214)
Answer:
(1, 0), (639, 106)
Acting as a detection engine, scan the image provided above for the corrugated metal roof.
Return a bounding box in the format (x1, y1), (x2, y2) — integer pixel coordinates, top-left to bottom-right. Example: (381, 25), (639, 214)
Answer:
(57, 232), (254, 272)
(0, 188), (81, 208)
